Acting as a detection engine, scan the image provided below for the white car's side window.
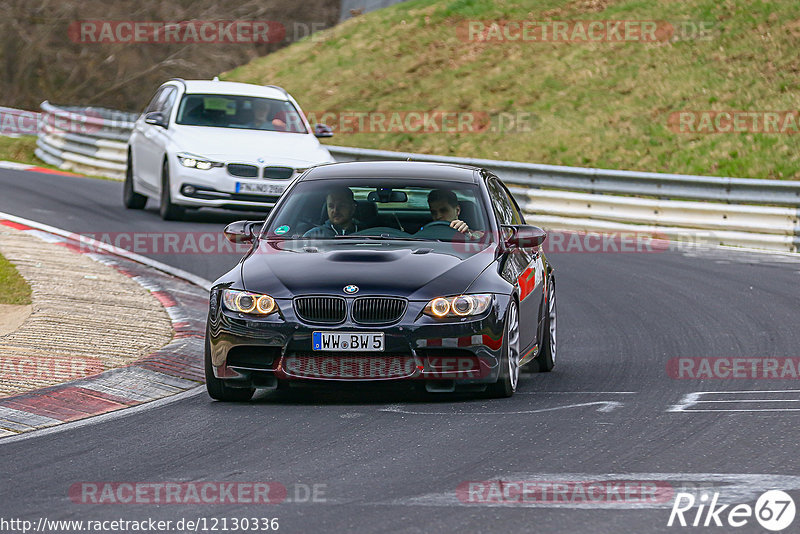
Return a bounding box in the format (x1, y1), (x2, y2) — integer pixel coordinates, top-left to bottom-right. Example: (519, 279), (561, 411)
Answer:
(144, 88), (165, 114)
(160, 88), (178, 121)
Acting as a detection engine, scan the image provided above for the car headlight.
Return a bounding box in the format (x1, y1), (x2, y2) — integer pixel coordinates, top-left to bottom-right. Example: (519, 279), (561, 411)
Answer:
(222, 289), (278, 316)
(177, 152), (222, 170)
(423, 294), (493, 319)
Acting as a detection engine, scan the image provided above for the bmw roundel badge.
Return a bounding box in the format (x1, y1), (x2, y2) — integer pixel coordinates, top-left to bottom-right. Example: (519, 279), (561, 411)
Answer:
(344, 285), (359, 294)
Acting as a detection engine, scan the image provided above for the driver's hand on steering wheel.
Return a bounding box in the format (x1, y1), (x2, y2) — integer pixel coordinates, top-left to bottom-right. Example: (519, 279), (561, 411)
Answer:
(450, 219), (484, 240)
(450, 219), (470, 233)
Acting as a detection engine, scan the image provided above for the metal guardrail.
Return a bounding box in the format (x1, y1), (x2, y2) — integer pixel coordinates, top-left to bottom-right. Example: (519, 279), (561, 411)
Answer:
(327, 145), (800, 252)
(12, 103), (800, 252)
(35, 101), (137, 180)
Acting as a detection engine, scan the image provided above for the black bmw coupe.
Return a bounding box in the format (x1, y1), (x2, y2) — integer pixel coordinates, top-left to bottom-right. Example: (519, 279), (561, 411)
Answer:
(205, 161), (556, 400)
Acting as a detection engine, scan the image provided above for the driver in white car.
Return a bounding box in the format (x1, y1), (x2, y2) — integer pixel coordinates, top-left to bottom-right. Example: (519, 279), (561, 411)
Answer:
(251, 99), (287, 131)
(427, 189), (483, 239)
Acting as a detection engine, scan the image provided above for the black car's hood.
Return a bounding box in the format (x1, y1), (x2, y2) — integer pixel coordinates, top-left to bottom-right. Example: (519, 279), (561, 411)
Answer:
(240, 240), (497, 300)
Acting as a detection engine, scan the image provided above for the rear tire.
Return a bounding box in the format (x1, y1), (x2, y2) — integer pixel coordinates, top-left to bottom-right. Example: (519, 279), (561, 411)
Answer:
(159, 159), (184, 221)
(205, 334), (254, 402)
(534, 276), (556, 373)
(123, 153), (147, 209)
(486, 299), (520, 398)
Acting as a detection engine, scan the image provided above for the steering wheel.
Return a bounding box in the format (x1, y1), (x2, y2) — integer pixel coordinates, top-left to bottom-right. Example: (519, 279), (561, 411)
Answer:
(414, 220), (464, 240)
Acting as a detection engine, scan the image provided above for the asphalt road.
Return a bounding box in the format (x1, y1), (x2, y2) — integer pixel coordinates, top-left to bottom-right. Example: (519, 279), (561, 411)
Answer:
(2, 169), (800, 533)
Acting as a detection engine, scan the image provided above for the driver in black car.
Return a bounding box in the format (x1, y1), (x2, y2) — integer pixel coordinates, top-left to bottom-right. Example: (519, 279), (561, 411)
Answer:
(427, 189), (483, 239)
(303, 186), (362, 237)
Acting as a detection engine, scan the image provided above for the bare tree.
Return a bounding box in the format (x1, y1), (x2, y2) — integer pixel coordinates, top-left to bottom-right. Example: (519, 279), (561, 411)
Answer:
(0, 0), (339, 111)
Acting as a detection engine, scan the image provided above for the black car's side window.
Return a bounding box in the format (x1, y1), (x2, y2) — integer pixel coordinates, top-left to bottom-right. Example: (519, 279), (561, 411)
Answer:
(487, 178), (522, 226)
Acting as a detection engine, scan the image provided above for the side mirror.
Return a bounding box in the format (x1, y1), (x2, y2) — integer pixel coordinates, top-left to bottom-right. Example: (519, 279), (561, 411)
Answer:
(144, 111), (168, 128)
(314, 123), (334, 138)
(504, 225), (547, 248)
(223, 220), (263, 244)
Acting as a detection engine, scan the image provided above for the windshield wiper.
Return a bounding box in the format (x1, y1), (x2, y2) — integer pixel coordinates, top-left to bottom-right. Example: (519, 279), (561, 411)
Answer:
(333, 234), (429, 241)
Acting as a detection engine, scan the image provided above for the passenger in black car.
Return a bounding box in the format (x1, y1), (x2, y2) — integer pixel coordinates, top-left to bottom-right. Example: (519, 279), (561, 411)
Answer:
(303, 186), (361, 237)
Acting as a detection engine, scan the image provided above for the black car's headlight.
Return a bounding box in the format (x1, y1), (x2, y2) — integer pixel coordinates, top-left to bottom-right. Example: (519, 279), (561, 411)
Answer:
(177, 152), (222, 170)
(222, 289), (277, 316)
(423, 294), (493, 319)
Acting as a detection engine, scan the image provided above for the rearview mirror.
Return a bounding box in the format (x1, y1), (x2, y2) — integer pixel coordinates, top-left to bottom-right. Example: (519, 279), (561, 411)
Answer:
(314, 123), (334, 138)
(223, 220), (263, 244)
(503, 225), (547, 248)
(367, 189), (408, 203)
(144, 111), (168, 128)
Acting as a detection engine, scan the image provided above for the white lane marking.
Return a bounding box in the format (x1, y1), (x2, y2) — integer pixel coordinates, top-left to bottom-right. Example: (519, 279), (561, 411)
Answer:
(516, 391), (637, 394)
(669, 389), (800, 412)
(382, 473), (800, 510)
(0, 211), (213, 291)
(695, 399), (800, 403)
(0, 161), (34, 171)
(0, 386), (206, 445)
(380, 401), (623, 416)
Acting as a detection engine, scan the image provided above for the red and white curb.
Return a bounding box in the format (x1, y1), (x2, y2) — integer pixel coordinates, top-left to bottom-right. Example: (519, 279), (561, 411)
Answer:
(0, 214), (211, 438)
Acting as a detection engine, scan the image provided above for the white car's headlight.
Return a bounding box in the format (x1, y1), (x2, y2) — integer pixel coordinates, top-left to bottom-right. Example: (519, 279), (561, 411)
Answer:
(423, 294), (493, 319)
(177, 152), (222, 170)
(222, 289), (278, 316)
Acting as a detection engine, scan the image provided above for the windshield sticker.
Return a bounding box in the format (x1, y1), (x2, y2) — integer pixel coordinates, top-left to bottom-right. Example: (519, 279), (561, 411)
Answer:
(274, 225), (290, 235)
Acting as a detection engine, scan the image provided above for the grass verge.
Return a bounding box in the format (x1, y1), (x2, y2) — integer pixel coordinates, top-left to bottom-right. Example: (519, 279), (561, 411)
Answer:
(0, 253), (31, 306)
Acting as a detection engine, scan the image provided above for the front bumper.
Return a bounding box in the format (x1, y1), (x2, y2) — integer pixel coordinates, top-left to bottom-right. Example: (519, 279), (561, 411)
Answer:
(170, 164), (295, 210)
(207, 293), (510, 389)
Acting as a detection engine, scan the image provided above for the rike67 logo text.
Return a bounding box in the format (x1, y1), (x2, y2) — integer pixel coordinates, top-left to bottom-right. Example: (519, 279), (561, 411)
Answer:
(668, 490), (796, 531)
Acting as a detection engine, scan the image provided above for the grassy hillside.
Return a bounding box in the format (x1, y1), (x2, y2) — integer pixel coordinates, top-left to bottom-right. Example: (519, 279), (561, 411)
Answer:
(223, 0), (800, 179)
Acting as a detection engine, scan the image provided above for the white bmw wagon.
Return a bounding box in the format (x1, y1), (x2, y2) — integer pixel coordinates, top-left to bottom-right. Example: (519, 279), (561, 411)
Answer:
(125, 78), (335, 220)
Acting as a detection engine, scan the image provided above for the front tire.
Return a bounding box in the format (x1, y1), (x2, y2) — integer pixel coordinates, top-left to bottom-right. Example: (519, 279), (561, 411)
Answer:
(159, 159), (184, 221)
(123, 152), (147, 209)
(534, 276), (557, 372)
(486, 299), (520, 398)
(205, 335), (254, 402)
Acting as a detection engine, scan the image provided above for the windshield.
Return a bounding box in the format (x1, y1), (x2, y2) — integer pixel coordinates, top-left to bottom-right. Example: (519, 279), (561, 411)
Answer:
(175, 94), (308, 133)
(263, 179), (493, 247)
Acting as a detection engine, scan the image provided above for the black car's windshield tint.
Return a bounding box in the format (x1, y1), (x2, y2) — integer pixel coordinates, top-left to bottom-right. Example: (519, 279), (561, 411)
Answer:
(175, 94), (308, 133)
(263, 179), (492, 247)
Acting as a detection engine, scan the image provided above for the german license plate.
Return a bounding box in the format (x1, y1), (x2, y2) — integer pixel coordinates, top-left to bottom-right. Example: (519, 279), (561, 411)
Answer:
(312, 332), (384, 352)
(236, 182), (285, 195)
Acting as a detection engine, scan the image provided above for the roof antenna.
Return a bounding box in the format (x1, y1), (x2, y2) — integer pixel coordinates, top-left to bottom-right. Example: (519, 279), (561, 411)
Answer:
(212, 76), (219, 81)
